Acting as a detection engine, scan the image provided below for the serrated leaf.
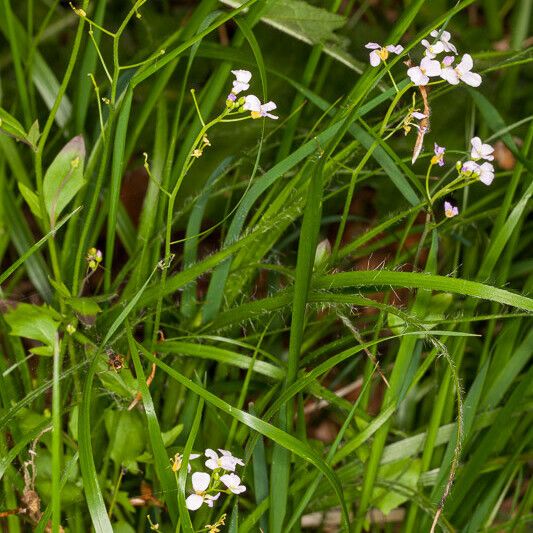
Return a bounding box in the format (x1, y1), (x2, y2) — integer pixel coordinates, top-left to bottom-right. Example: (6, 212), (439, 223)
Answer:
(4, 303), (59, 355)
(18, 182), (43, 219)
(43, 135), (86, 227)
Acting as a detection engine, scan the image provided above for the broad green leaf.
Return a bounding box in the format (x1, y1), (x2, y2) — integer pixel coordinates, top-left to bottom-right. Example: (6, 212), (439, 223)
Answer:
(0, 107), (29, 145)
(104, 410), (146, 471)
(43, 135), (86, 226)
(161, 424), (184, 447)
(4, 303), (59, 356)
(67, 297), (102, 316)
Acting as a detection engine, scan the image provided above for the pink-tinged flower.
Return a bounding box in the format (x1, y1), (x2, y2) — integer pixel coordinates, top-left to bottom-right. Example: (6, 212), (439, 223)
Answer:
(220, 473), (246, 495)
(461, 160), (479, 175)
(243, 95), (278, 119)
(478, 162), (495, 185)
(421, 39), (445, 59)
(185, 472), (220, 510)
(470, 137), (494, 161)
(205, 449), (244, 472)
(444, 201), (459, 218)
(407, 56), (441, 86)
(365, 42), (404, 66)
(230, 69), (252, 95)
(432, 143), (446, 166)
(440, 54), (481, 87)
(430, 30), (458, 54)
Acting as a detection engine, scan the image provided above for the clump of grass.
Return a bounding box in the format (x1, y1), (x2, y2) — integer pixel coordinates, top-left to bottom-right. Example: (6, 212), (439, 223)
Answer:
(0, 1), (532, 532)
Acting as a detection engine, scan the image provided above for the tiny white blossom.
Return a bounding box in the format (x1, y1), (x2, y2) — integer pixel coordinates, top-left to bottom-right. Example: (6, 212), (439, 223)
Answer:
(231, 69), (252, 95)
(421, 39), (445, 59)
(365, 42), (403, 66)
(242, 95), (278, 119)
(205, 449), (244, 472)
(470, 137), (494, 161)
(441, 54), (481, 87)
(444, 201), (459, 218)
(478, 162), (495, 185)
(408, 56), (441, 86)
(186, 472), (220, 511)
(220, 473), (247, 495)
(430, 30), (458, 54)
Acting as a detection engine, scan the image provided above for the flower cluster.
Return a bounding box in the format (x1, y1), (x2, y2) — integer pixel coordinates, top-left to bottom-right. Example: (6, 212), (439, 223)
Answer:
(178, 448), (246, 511)
(86, 247), (103, 270)
(458, 137), (495, 185)
(226, 70), (278, 120)
(407, 29), (481, 87)
(364, 29), (481, 88)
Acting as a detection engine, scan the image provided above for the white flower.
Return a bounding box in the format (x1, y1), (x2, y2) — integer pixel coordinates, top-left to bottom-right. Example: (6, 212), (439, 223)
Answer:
(205, 449), (244, 472)
(365, 42), (404, 66)
(430, 30), (458, 54)
(478, 162), (495, 185)
(470, 137), (494, 161)
(185, 472), (220, 511)
(444, 201), (459, 218)
(242, 95), (278, 120)
(407, 56), (441, 86)
(231, 69), (252, 94)
(421, 39), (445, 59)
(440, 54), (481, 87)
(432, 143), (446, 166)
(220, 473), (246, 495)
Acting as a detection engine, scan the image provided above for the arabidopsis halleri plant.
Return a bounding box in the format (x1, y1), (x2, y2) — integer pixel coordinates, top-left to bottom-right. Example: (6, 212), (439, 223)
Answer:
(205, 448), (244, 472)
(185, 472), (220, 511)
(430, 30), (458, 54)
(432, 144), (446, 167)
(470, 137), (494, 161)
(408, 56), (441, 86)
(365, 43), (404, 66)
(444, 201), (459, 218)
(243, 95), (278, 120)
(220, 473), (247, 494)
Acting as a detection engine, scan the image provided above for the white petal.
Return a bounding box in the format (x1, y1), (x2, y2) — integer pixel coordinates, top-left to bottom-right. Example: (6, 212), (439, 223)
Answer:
(458, 53), (473, 72)
(440, 31), (451, 42)
(369, 50), (381, 67)
(231, 69), (252, 83)
(220, 456), (237, 471)
(441, 67), (459, 84)
(432, 41), (445, 54)
(261, 101), (277, 112)
(365, 42), (381, 49)
(205, 459), (218, 470)
(186, 494), (204, 511)
(192, 472), (211, 492)
(412, 112), (427, 120)
(460, 71), (482, 87)
(231, 485), (246, 494)
(205, 448), (218, 459)
(421, 57), (441, 76)
(421, 39), (431, 48)
(408, 67), (426, 86)
(444, 201), (452, 211)
(218, 449), (232, 456)
(243, 94), (261, 112)
(232, 81), (249, 94)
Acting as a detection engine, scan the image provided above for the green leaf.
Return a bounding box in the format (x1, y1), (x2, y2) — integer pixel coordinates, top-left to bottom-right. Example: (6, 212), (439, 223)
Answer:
(4, 303), (59, 355)
(161, 424), (184, 447)
(0, 107), (28, 144)
(18, 182), (42, 219)
(104, 410), (146, 469)
(67, 297), (102, 316)
(43, 135), (86, 226)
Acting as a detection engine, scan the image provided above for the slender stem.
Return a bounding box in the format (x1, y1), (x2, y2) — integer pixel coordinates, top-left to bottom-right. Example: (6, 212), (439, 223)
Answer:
(426, 162), (435, 205)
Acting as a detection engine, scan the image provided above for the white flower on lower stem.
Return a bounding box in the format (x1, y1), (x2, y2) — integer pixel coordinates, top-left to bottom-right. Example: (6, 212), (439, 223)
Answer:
(421, 39), (445, 59)
(444, 201), (459, 218)
(365, 43), (403, 66)
(440, 54), (482, 87)
(407, 56), (441, 86)
(243, 95), (278, 119)
(231, 69), (252, 95)
(470, 137), (494, 161)
(185, 472), (220, 511)
(220, 473), (247, 494)
(430, 30), (458, 54)
(205, 449), (244, 472)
